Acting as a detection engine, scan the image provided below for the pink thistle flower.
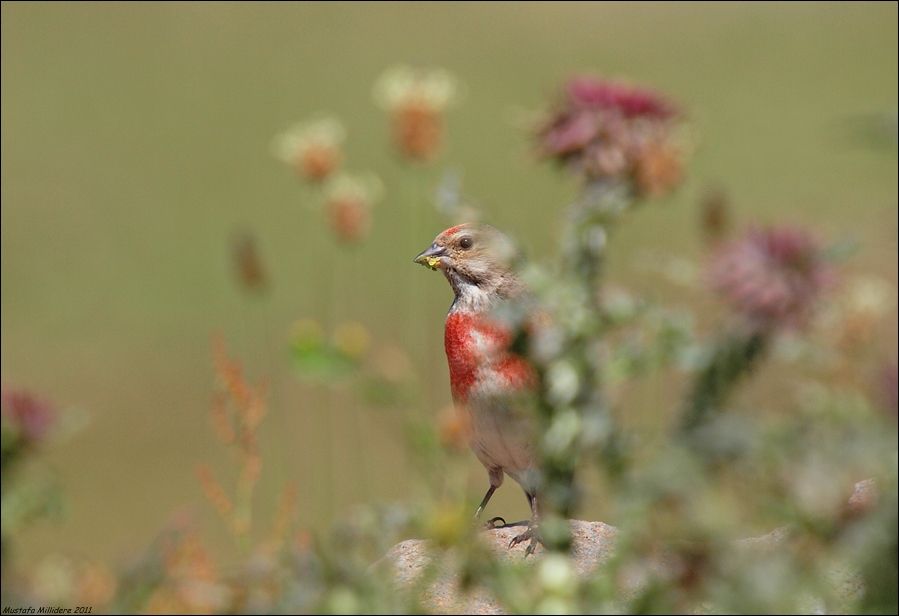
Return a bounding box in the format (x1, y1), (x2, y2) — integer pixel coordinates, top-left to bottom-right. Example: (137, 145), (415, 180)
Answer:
(708, 226), (834, 330)
(566, 76), (678, 119)
(538, 111), (599, 157)
(535, 75), (685, 196)
(1, 387), (57, 444)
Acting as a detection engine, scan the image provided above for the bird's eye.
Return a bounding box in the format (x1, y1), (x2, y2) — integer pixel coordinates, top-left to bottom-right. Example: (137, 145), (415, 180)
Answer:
(459, 237), (473, 250)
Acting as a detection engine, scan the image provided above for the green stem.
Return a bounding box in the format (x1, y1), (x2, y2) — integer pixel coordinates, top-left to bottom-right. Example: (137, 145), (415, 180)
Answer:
(678, 331), (769, 435)
(535, 181), (625, 551)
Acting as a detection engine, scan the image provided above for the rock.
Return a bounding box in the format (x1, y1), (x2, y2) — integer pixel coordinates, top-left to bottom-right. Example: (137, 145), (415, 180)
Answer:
(380, 520), (617, 614)
(847, 477), (878, 518)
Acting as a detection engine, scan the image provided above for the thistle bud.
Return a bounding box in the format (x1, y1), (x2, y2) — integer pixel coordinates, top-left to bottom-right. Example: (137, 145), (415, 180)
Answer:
(699, 187), (731, 245)
(230, 230), (268, 295)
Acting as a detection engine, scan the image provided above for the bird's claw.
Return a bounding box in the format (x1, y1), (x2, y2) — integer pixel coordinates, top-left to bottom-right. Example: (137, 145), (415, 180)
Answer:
(483, 516), (507, 530)
(509, 526), (542, 556)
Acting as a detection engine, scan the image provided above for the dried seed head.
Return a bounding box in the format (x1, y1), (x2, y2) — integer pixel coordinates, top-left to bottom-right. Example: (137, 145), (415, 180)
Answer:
(323, 173), (382, 244)
(374, 65), (460, 161)
(273, 115), (345, 182)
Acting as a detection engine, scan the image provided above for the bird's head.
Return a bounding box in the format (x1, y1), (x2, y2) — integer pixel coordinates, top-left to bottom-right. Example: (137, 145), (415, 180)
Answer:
(414, 223), (523, 310)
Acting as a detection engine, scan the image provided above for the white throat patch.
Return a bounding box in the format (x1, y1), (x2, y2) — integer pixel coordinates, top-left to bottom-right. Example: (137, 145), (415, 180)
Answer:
(449, 279), (495, 314)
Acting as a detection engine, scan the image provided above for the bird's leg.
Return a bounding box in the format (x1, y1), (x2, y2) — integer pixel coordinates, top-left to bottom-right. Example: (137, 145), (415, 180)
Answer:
(509, 492), (542, 556)
(475, 469), (506, 529)
(474, 485), (506, 528)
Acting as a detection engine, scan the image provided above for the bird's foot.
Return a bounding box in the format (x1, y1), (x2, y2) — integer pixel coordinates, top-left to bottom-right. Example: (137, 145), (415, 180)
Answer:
(482, 516), (506, 530)
(509, 525), (542, 557)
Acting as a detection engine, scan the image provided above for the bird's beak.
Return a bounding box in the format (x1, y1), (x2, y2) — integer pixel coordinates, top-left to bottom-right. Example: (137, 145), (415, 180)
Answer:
(413, 244), (447, 271)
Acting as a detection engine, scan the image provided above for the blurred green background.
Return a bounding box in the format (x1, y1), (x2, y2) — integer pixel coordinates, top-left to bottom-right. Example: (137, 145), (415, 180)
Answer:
(2, 2), (896, 567)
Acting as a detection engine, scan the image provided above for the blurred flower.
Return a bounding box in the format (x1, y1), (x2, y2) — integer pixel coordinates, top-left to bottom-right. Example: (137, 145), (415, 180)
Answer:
(374, 65), (459, 162)
(326, 587), (361, 615)
(566, 76), (678, 119)
(146, 529), (230, 614)
(332, 321), (371, 361)
(540, 110), (599, 157)
(230, 230), (268, 295)
(212, 337), (267, 435)
(632, 136), (683, 198)
(328, 197), (369, 243)
(324, 172), (382, 244)
(266, 481), (298, 552)
(75, 561), (117, 607)
(536, 75), (685, 197)
(708, 226), (833, 331)
(28, 557), (114, 610)
(425, 502), (468, 548)
(538, 553), (577, 596)
(207, 338), (267, 538)
(273, 116), (345, 182)
(835, 276), (897, 352)
(31, 554), (76, 604)
(289, 317), (326, 352)
(289, 317), (360, 381)
(1, 387), (56, 445)
(844, 275), (897, 316)
(437, 404), (471, 452)
(196, 465), (234, 520)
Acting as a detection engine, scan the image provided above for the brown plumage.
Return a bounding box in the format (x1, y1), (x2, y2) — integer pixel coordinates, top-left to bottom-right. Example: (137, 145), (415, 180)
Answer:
(415, 223), (542, 554)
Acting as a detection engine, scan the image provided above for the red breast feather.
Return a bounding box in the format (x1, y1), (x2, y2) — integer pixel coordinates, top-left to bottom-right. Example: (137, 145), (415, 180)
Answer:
(445, 312), (533, 402)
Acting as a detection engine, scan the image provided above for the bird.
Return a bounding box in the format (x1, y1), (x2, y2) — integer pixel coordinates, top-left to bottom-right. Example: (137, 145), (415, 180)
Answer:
(414, 222), (542, 554)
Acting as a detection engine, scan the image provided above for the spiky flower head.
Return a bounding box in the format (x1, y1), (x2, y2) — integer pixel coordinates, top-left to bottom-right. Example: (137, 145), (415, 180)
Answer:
(374, 65), (460, 162)
(273, 115), (345, 182)
(565, 76), (678, 119)
(708, 226), (834, 331)
(536, 75), (685, 197)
